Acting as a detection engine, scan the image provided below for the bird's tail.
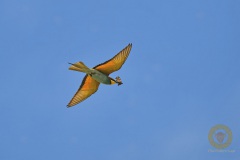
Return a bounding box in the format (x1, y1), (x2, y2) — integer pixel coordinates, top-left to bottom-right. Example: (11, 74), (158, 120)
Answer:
(68, 62), (92, 74)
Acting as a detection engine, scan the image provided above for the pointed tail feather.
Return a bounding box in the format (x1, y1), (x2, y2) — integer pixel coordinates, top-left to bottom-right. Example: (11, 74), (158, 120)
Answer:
(69, 62), (92, 73)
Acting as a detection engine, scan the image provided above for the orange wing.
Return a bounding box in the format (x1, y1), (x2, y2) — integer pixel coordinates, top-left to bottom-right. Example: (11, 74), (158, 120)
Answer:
(93, 43), (132, 75)
(67, 75), (100, 107)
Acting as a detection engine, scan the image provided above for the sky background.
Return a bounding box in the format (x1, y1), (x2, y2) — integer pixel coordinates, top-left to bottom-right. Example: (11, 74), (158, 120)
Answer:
(0, 0), (239, 159)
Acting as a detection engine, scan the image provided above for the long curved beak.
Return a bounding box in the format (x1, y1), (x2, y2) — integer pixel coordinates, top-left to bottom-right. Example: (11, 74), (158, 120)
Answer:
(118, 82), (123, 86)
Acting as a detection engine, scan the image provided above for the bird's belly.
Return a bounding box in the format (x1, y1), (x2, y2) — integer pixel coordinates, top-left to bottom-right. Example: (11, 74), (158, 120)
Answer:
(90, 70), (111, 84)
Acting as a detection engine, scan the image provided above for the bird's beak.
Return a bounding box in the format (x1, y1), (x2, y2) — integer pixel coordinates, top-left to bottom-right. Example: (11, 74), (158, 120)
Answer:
(118, 82), (123, 86)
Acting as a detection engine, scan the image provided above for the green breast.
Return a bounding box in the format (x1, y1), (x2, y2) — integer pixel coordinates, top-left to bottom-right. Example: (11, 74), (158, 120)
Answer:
(90, 69), (111, 84)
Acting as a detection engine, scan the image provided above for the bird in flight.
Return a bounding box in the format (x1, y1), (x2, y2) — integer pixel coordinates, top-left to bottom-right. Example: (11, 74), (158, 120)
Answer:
(67, 43), (132, 107)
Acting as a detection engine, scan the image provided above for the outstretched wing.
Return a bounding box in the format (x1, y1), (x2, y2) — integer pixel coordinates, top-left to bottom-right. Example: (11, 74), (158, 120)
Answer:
(67, 75), (100, 107)
(93, 43), (132, 75)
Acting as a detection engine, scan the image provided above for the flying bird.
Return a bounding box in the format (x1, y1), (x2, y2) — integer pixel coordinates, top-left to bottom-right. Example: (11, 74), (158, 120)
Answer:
(67, 43), (132, 107)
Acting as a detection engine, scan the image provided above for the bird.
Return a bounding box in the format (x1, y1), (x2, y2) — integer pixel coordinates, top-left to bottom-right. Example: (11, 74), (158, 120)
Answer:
(67, 43), (132, 107)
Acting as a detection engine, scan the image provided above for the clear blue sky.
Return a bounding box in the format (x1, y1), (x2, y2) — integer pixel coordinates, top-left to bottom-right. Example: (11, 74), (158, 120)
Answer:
(0, 0), (239, 159)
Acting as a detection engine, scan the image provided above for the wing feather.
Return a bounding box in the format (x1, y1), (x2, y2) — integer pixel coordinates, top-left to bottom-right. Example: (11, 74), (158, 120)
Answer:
(67, 75), (100, 107)
(93, 43), (132, 75)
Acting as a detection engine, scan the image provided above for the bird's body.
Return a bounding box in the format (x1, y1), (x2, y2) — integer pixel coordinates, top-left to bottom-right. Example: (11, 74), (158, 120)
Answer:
(90, 69), (112, 84)
(67, 43), (132, 107)
(69, 62), (116, 85)
(90, 70), (116, 85)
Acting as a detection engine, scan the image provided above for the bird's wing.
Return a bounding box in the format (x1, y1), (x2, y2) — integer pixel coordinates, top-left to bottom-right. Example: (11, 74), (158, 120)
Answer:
(67, 75), (100, 107)
(93, 43), (132, 75)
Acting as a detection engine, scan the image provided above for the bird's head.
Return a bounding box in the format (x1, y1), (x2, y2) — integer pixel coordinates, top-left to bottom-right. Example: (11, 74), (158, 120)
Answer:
(115, 76), (123, 86)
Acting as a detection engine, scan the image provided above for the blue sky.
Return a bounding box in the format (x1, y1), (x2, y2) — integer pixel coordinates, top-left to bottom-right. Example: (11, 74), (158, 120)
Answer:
(0, 0), (239, 159)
